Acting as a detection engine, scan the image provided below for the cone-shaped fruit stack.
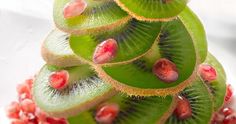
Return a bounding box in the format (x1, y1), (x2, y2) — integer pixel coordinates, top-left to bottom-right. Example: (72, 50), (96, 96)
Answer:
(32, 0), (230, 123)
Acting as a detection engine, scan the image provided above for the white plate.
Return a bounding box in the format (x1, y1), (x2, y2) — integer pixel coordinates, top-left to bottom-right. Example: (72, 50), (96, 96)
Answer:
(0, 0), (236, 123)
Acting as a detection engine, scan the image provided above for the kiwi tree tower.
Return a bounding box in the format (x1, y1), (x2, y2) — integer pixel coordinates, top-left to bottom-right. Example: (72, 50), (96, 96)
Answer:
(33, 0), (228, 123)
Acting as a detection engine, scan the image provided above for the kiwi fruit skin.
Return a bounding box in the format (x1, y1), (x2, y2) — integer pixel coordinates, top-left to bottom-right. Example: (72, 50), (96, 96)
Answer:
(178, 7), (208, 63)
(33, 64), (117, 118)
(114, 0), (188, 22)
(69, 19), (162, 66)
(41, 29), (82, 67)
(54, 0), (132, 35)
(165, 78), (214, 124)
(201, 53), (227, 111)
(68, 94), (177, 124)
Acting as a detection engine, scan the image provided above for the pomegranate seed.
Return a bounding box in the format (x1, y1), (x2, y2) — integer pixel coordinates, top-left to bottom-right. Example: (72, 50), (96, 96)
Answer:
(95, 103), (119, 124)
(93, 38), (118, 64)
(46, 117), (68, 124)
(20, 99), (36, 113)
(25, 78), (34, 90)
(63, 0), (87, 19)
(222, 107), (234, 117)
(49, 70), (69, 90)
(10, 119), (26, 124)
(6, 101), (21, 119)
(225, 84), (233, 103)
(35, 108), (47, 122)
(223, 113), (236, 124)
(153, 58), (178, 83)
(198, 64), (217, 82)
(211, 113), (225, 124)
(174, 96), (192, 120)
(17, 83), (31, 97)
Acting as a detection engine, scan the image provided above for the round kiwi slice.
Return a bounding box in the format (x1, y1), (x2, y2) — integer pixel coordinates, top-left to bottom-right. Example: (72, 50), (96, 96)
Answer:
(114, 0), (188, 21)
(165, 78), (213, 124)
(93, 7), (209, 96)
(33, 64), (117, 118)
(70, 19), (162, 65)
(54, 0), (131, 35)
(200, 53), (227, 111)
(68, 94), (176, 124)
(41, 29), (82, 67)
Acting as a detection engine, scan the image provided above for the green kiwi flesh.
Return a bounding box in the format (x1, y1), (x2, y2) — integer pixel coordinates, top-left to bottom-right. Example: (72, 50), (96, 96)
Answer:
(201, 53), (227, 111)
(165, 78), (213, 124)
(33, 64), (116, 118)
(94, 9), (202, 96)
(70, 19), (162, 65)
(54, 0), (131, 35)
(41, 29), (82, 67)
(68, 94), (176, 124)
(114, 0), (188, 21)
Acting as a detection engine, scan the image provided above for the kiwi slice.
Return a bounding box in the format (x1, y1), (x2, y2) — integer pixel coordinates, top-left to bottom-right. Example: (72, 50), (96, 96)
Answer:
(201, 53), (227, 111)
(70, 19), (162, 65)
(93, 7), (209, 96)
(54, 0), (131, 35)
(41, 29), (82, 67)
(165, 78), (213, 124)
(114, 0), (188, 21)
(68, 94), (176, 124)
(33, 64), (117, 118)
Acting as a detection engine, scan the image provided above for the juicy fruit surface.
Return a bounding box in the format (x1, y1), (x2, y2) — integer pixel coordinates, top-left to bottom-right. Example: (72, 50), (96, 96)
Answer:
(68, 94), (175, 124)
(202, 53), (227, 111)
(42, 29), (81, 67)
(70, 19), (162, 64)
(174, 96), (192, 120)
(166, 79), (213, 124)
(95, 103), (119, 124)
(54, 0), (130, 34)
(33, 64), (114, 117)
(63, 0), (87, 19)
(49, 70), (69, 90)
(115, 0), (188, 21)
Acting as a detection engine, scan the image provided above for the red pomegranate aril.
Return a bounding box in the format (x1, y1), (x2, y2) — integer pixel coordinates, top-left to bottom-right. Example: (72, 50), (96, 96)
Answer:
(20, 99), (36, 113)
(10, 119), (26, 124)
(223, 113), (236, 124)
(63, 0), (87, 19)
(6, 101), (21, 119)
(153, 58), (178, 83)
(95, 104), (119, 124)
(17, 83), (31, 96)
(222, 107), (234, 117)
(46, 117), (68, 124)
(211, 113), (225, 124)
(93, 38), (118, 64)
(49, 70), (69, 90)
(174, 96), (192, 120)
(35, 108), (47, 122)
(198, 64), (217, 82)
(25, 78), (34, 90)
(225, 84), (233, 103)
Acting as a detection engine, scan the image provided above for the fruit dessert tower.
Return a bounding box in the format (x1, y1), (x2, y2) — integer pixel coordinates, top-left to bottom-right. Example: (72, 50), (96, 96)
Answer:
(6, 0), (235, 124)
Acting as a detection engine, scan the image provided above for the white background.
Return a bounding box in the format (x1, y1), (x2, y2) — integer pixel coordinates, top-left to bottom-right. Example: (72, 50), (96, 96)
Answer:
(0, 0), (236, 123)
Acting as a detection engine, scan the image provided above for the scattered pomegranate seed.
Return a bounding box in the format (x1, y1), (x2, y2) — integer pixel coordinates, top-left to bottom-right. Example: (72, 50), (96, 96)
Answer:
(153, 58), (179, 83)
(6, 101), (21, 119)
(221, 107), (234, 117)
(222, 113), (236, 124)
(225, 84), (233, 103)
(20, 99), (36, 113)
(10, 119), (26, 124)
(211, 113), (225, 124)
(174, 96), (192, 120)
(93, 38), (118, 64)
(49, 70), (69, 90)
(63, 0), (87, 19)
(17, 83), (31, 98)
(46, 117), (68, 124)
(198, 64), (217, 82)
(35, 108), (47, 122)
(25, 78), (34, 90)
(95, 103), (119, 124)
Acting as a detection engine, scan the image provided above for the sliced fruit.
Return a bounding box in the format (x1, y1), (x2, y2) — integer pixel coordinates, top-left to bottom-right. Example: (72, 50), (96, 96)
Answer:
(41, 29), (82, 67)
(33, 64), (116, 118)
(114, 0), (188, 21)
(70, 19), (162, 65)
(68, 94), (176, 124)
(54, 0), (131, 35)
(165, 78), (213, 124)
(200, 53), (227, 111)
(94, 8), (208, 96)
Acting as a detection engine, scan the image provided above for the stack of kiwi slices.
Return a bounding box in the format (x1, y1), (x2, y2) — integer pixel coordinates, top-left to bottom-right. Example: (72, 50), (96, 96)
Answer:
(32, 0), (229, 124)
